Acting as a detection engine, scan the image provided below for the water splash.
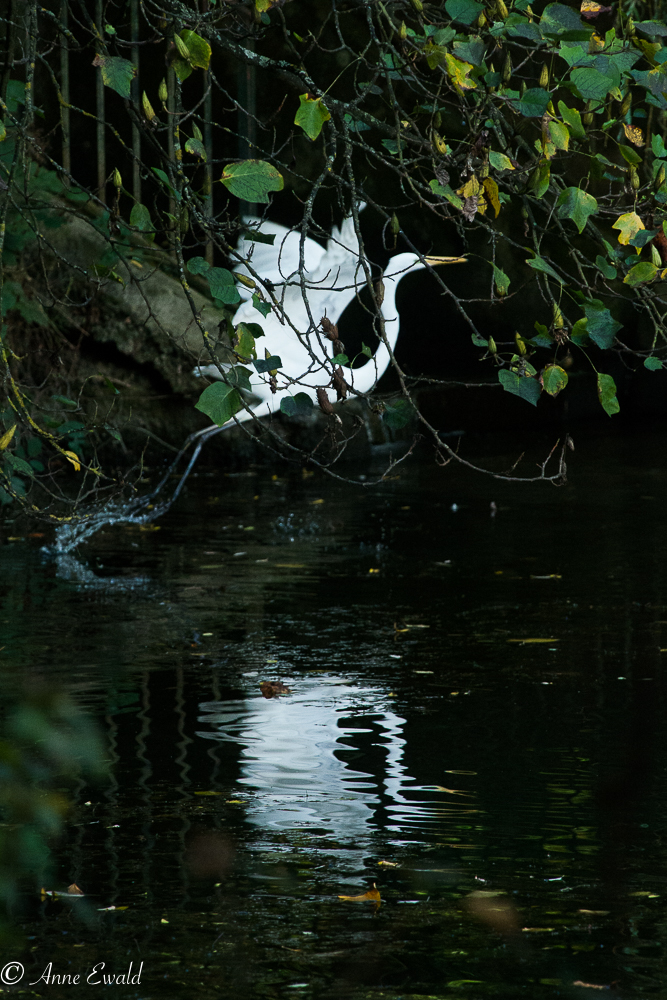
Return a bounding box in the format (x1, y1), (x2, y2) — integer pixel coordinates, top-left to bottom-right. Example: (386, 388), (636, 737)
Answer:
(46, 424), (223, 554)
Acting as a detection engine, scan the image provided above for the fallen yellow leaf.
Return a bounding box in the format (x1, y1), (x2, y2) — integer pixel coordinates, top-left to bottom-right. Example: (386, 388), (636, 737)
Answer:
(507, 638), (558, 644)
(338, 884), (381, 903)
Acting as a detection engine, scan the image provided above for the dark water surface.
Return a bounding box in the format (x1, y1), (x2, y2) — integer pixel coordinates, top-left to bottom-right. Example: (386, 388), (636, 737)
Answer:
(2, 432), (667, 999)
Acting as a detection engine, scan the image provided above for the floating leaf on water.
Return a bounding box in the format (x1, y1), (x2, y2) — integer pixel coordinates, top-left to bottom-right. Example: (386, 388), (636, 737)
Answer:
(194, 790), (223, 796)
(572, 982), (611, 990)
(67, 884), (84, 895)
(578, 909), (610, 915)
(507, 638), (558, 643)
(259, 680), (290, 699)
(378, 860), (400, 867)
(338, 883), (381, 902)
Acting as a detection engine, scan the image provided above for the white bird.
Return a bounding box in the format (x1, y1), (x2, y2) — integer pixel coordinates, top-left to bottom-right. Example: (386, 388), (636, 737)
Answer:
(196, 209), (466, 423)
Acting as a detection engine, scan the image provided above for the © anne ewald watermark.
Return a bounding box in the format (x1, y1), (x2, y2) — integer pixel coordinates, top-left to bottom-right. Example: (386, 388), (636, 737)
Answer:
(0, 960), (143, 986)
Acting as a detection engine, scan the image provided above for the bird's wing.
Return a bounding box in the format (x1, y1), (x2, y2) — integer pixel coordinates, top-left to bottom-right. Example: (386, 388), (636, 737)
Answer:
(234, 220), (326, 295)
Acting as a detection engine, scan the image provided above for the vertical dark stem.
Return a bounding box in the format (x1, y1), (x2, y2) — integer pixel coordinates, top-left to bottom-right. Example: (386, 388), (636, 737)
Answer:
(95, 0), (106, 202)
(130, 0), (140, 202)
(0, 0), (17, 105)
(60, 0), (70, 179)
(167, 65), (176, 236)
(204, 69), (213, 265)
(237, 40), (256, 217)
(24, 2), (36, 130)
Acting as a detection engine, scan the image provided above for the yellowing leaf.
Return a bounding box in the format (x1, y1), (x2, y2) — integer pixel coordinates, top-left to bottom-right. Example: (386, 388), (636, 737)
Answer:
(547, 119), (569, 151)
(612, 211), (644, 246)
(338, 884), (381, 902)
(0, 424), (17, 451)
(445, 53), (477, 92)
(63, 450), (81, 472)
(483, 177), (501, 217)
(458, 175), (480, 198)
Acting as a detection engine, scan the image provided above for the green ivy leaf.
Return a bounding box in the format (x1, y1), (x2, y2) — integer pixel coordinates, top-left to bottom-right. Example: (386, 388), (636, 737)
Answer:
(530, 159), (551, 198)
(526, 255), (564, 283)
(548, 119), (570, 151)
(511, 88), (551, 118)
(234, 324), (257, 360)
(619, 144), (642, 165)
(92, 55), (136, 99)
(556, 187), (598, 233)
(652, 133), (667, 158)
(489, 150), (515, 172)
(624, 261), (658, 286)
(185, 136), (206, 161)
(280, 393), (314, 416)
(644, 356), (664, 370)
(295, 94), (331, 141)
(382, 399), (414, 428)
(429, 179), (464, 209)
(254, 356), (282, 373)
(498, 369), (542, 406)
(558, 101), (586, 139)
(195, 382), (243, 426)
(542, 364), (569, 396)
(220, 160), (284, 204)
(595, 255), (617, 280)
(444, 0), (484, 24)
(252, 294), (272, 318)
(597, 372), (619, 416)
(582, 299), (622, 348)
(570, 67), (616, 101)
(129, 202), (154, 241)
(492, 264), (510, 296)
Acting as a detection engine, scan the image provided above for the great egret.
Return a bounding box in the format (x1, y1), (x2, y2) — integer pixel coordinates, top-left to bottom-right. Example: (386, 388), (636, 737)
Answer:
(196, 211), (466, 422)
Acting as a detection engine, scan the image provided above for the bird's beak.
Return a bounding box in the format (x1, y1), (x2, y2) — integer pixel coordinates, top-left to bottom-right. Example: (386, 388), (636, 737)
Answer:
(424, 255), (468, 265)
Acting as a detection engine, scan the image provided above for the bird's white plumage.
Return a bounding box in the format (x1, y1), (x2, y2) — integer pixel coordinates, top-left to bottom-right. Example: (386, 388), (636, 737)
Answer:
(197, 210), (464, 425)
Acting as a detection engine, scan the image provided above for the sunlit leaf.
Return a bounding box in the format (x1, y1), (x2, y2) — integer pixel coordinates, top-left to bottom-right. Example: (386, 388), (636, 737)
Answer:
(612, 211), (644, 246)
(624, 261), (657, 286)
(62, 450), (81, 471)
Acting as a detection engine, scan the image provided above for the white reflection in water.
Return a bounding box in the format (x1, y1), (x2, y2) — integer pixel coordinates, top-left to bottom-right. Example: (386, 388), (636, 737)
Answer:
(197, 676), (425, 845)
